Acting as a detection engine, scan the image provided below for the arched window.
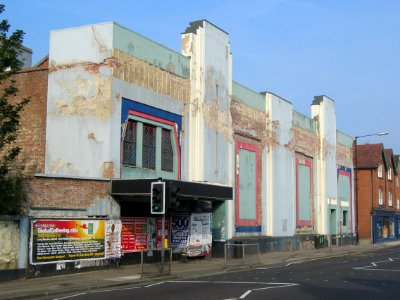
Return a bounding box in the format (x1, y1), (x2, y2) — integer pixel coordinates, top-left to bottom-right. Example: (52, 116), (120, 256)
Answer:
(378, 189), (383, 206)
(378, 163), (383, 178)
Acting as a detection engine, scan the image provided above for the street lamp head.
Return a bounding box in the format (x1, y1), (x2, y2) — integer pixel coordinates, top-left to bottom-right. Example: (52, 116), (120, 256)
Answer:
(355, 132), (389, 139)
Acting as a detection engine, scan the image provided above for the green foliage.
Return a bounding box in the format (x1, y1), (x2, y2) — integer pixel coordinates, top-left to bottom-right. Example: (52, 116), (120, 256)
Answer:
(0, 4), (30, 215)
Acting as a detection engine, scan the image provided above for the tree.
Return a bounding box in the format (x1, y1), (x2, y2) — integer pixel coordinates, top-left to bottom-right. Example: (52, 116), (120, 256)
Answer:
(0, 4), (30, 214)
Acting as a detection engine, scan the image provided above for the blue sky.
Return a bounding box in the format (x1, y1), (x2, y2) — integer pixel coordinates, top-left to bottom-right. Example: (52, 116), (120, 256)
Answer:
(3, 0), (399, 152)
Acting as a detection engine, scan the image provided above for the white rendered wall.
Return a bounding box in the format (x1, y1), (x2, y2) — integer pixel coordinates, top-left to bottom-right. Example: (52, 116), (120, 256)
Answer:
(182, 21), (234, 238)
(265, 93), (295, 236)
(46, 23), (115, 178)
(311, 96), (338, 234)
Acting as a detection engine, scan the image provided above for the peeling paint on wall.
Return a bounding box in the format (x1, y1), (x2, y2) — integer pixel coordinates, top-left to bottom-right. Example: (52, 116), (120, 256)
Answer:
(102, 162), (114, 178)
(336, 144), (352, 167)
(49, 62), (115, 121)
(0, 221), (19, 270)
(231, 100), (278, 150)
(203, 100), (232, 141)
(48, 158), (77, 176)
(288, 127), (319, 157)
(112, 49), (190, 102)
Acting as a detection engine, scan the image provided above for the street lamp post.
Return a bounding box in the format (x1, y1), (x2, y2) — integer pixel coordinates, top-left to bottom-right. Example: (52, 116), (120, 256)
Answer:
(354, 132), (388, 245)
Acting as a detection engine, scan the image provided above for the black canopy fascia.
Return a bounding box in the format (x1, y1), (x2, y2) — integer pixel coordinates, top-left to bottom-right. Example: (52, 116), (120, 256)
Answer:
(110, 178), (232, 201)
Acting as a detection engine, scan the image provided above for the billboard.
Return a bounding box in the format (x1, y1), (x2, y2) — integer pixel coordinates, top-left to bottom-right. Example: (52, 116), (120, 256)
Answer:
(31, 219), (105, 265)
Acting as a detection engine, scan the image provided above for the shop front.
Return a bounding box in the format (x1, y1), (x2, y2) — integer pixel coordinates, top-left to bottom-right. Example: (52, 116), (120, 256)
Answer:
(110, 179), (232, 259)
(372, 211), (397, 243)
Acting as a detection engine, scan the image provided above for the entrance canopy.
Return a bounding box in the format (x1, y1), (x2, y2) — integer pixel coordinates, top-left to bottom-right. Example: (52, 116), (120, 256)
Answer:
(110, 179), (233, 202)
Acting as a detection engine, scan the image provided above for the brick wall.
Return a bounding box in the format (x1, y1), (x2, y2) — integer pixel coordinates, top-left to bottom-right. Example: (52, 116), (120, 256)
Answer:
(357, 169), (373, 240)
(26, 177), (110, 210)
(0, 63), (48, 176)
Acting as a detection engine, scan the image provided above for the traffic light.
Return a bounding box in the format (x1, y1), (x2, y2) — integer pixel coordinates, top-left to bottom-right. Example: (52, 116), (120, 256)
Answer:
(169, 184), (180, 208)
(151, 182), (165, 214)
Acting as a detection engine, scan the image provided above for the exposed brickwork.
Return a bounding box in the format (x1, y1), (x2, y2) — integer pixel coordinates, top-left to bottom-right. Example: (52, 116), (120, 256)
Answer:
(25, 177), (110, 209)
(230, 99), (278, 150)
(0, 63), (48, 176)
(112, 49), (190, 103)
(289, 127), (319, 157)
(336, 143), (352, 167)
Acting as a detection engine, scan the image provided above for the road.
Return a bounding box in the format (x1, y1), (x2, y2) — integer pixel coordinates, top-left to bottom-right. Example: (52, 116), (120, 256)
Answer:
(52, 245), (400, 300)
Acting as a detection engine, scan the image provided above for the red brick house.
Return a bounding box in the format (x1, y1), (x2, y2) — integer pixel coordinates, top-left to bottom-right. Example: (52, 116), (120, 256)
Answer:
(356, 143), (399, 243)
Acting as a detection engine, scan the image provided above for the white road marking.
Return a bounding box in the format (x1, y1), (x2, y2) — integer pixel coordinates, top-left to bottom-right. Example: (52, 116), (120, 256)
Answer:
(105, 275), (141, 281)
(53, 293), (87, 300)
(145, 281), (165, 287)
(169, 280), (299, 299)
(240, 290), (252, 298)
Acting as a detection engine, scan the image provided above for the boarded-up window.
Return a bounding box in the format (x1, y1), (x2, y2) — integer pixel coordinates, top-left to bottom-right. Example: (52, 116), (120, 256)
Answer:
(296, 157), (313, 227)
(142, 124), (156, 169)
(122, 120), (137, 166)
(239, 148), (256, 220)
(161, 129), (173, 172)
(298, 165), (311, 221)
(338, 173), (351, 202)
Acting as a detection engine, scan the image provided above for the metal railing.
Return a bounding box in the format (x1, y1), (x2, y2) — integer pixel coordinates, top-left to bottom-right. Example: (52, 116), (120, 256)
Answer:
(224, 243), (260, 266)
(140, 248), (172, 276)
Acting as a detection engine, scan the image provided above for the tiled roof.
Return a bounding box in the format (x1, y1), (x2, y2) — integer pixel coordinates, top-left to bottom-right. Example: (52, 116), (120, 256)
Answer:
(356, 143), (384, 169)
(384, 149), (394, 170)
(394, 155), (399, 174)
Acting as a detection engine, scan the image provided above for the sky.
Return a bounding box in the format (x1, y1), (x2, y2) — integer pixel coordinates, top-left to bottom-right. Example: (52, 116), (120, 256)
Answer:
(3, 0), (400, 152)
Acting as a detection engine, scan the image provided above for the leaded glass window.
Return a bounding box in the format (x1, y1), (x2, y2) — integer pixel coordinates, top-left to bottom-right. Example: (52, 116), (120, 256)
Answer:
(161, 129), (173, 172)
(122, 120), (137, 166)
(142, 124), (156, 169)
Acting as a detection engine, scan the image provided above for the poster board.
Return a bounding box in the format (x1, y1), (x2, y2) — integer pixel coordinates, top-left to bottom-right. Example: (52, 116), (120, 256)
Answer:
(105, 220), (122, 258)
(30, 219), (105, 265)
(187, 213), (212, 257)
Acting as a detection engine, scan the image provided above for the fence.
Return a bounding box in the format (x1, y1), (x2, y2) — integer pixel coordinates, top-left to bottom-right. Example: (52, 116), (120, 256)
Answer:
(224, 243), (260, 266)
(140, 248), (172, 276)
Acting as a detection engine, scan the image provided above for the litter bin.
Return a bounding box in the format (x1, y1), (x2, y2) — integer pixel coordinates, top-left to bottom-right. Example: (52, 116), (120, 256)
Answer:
(314, 235), (325, 249)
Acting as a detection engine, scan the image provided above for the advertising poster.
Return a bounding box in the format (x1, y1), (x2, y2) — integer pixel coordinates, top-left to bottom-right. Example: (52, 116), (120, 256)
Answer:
(121, 217), (148, 253)
(31, 219), (105, 265)
(134, 217), (148, 251)
(188, 213), (212, 257)
(121, 217), (135, 253)
(105, 220), (122, 258)
(170, 214), (190, 247)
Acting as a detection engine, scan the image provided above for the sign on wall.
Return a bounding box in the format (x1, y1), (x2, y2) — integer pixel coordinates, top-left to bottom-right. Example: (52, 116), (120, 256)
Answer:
(105, 220), (122, 259)
(30, 219), (105, 265)
(187, 213), (212, 257)
(170, 214), (190, 247)
(121, 217), (169, 252)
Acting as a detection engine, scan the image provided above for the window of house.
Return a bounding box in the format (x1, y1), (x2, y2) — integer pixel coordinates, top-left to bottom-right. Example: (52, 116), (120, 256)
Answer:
(379, 189), (383, 206)
(388, 167), (392, 180)
(161, 129), (173, 171)
(142, 124), (156, 169)
(378, 163), (383, 178)
(397, 199), (400, 210)
(388, 192), (393, 206)
(122, 120), (137, 166)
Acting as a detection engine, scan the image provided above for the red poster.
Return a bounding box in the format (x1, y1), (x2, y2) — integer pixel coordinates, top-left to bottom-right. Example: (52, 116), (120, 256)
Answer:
(121, 217), (148, 252)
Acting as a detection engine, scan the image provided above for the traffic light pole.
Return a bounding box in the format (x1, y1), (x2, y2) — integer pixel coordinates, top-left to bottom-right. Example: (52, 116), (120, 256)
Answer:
(161, 213), (165, 273)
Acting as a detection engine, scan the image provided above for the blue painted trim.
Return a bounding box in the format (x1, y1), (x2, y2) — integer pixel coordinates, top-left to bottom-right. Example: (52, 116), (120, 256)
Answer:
(121, 98), (182, 135)
(338, 165), (352, 174)
(235, 226), (262, 233)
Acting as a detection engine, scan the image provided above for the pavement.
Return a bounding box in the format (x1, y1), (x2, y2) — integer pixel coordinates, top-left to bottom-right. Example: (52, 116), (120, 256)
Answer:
(1, 241), (400, 300)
